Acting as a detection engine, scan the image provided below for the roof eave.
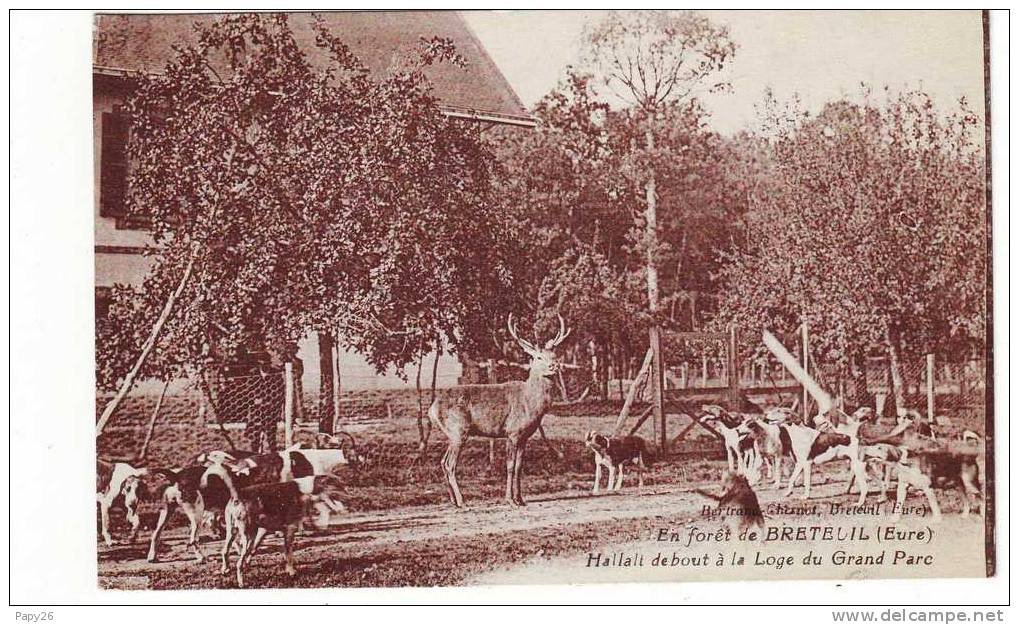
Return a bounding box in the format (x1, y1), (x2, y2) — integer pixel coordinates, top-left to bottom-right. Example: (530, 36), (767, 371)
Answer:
(441, 106), (536, 128)
(94, 65), (536, 128)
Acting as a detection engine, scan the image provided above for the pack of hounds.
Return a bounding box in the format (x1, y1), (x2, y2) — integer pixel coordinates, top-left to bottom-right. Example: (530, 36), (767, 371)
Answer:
(99, 404), (983, 587)
(96, 432), (359, 587)
(584, 402), (984, 530)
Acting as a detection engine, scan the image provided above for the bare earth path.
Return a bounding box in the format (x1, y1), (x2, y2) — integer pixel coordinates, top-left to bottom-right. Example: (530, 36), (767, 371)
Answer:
(97, 471), (986, 589)
(100, 482), (717, 574)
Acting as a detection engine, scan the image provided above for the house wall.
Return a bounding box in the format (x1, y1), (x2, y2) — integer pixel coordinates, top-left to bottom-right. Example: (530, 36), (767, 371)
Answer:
(94, 90), (154, 288)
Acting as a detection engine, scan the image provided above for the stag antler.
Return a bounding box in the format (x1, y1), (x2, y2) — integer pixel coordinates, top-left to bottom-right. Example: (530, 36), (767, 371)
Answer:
(507, 314), (540, 355)
(544, 314), (571, 349)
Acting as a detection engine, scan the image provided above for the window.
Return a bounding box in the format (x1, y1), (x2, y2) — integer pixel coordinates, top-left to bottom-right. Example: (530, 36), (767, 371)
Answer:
(95, 286), (113, 320)
(99, 110), (150, 229)
(99, 111), (129, 218)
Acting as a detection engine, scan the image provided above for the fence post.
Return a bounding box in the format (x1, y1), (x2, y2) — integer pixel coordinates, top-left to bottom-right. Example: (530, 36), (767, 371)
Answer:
(801, 323), (810, 421)
(926, 353), (935, 422)
(701, 351), (708, 388)
(284, 362), (294, 448)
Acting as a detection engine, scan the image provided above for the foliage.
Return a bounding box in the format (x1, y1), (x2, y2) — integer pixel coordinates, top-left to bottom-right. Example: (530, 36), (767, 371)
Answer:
(97, 13), (510, 390)
(715, 88), (986, 370)
(488, 62), (746, 378)
(580, 10), (736, 112)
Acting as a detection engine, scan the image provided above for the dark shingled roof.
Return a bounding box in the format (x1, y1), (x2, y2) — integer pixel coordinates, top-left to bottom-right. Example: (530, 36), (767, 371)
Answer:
(94, 11), (533, 126)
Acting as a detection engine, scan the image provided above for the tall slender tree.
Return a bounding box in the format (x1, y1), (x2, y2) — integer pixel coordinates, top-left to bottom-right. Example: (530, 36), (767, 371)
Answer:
(580, 11), (736, 444)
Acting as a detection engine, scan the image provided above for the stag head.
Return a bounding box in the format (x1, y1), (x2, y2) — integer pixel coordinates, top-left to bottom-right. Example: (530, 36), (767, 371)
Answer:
(507, 313), (570, 378)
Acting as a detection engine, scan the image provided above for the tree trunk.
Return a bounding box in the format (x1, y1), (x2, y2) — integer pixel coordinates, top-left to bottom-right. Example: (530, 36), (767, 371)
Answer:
(644, 126), (666, 449)
(421, 341), (438, 451)
(849, 350), (869, 409)
(689, 292), (698, 332)
(317, 331), (335, 434)
(415, 342), (426, 448)
(885, 326), (906, 416)
(331, 339), (341, 427)
(96, 247), (197, 437)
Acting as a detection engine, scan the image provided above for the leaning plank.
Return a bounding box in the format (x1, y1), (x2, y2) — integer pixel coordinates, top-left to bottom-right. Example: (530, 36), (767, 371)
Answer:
(667, 412), (702, 447)
(96, 247), (197, 437)
(136, 377), (170, 462)
(626, 405), (655, 436)
(611, 347), (654, 436)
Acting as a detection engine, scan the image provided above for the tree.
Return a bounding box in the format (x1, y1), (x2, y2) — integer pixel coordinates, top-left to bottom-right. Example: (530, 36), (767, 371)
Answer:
(97, 14), (507, 433)
(488, 72), (646, 395)
(715, 88), (986, 412)
(579, 11), (737, 444)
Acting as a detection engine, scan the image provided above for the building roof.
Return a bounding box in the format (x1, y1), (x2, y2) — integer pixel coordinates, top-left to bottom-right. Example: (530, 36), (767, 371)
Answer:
(94, 11), (534, 127)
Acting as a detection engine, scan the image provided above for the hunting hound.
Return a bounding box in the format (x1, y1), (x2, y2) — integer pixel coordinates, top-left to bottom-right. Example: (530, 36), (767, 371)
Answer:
(584, 431), (653, 493)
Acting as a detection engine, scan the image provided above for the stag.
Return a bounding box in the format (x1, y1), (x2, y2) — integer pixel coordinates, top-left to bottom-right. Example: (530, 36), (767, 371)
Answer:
(429, 314), (570, 507)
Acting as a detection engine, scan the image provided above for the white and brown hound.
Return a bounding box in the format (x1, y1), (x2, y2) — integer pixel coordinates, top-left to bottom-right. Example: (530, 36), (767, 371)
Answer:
(745, 418), (786, 489)
(145, 447), (350, 563)
(700, 405), (756, 474)
(97, 459), (148, 547)
(891, 445), (982, 522)
(201, 464), (344, 587)
(780, 407), (872, 505)
(872, 417), (984, 522)
(585, 431), (652, 493)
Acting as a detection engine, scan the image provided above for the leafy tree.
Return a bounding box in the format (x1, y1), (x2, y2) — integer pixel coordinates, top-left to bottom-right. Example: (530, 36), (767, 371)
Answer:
(97, 14), (508, 431)
(715, 88), (986, 411)
(487, 72), (644, 392)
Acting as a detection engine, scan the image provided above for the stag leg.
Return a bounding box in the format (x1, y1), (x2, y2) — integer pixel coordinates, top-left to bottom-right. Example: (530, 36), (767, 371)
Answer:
(440, 446), (456, 506)
(512, 440), (527, 506)
(505, 438), (517, 505)
(442, 440), (466, 508)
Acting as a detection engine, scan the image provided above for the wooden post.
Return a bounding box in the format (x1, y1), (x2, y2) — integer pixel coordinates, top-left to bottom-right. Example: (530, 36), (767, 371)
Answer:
(651, 331), (666, 448)
(727, 325), (740, 406)
(284, 362), (294, 448)
(801, 323), (810, 421)
(701, 351), (708, 388)
(926, 353), (935, 422)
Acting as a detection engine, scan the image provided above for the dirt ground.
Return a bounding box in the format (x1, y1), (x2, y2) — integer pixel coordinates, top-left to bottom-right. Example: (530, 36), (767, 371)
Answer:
(98, 413), (989, 589)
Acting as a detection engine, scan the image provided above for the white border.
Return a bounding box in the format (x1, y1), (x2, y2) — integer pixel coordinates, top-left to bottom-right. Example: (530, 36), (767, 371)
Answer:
(6, 7), (1010, 610)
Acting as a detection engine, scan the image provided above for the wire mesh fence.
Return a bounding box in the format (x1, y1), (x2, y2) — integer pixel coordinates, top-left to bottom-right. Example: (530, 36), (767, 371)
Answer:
(96, 337), (988, 468)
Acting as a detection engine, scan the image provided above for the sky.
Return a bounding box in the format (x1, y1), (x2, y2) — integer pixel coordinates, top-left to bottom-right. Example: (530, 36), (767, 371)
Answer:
(463, 10), (986, 136)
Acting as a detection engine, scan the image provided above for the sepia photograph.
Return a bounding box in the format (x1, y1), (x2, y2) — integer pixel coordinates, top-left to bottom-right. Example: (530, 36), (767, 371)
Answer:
(8, 7), (1008, 609)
